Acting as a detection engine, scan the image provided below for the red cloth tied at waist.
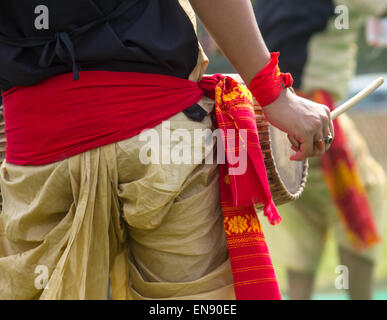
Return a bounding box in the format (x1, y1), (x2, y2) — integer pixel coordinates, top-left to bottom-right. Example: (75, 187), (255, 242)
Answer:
(2, 71), (205, 165)
(2, 70), (281, 299)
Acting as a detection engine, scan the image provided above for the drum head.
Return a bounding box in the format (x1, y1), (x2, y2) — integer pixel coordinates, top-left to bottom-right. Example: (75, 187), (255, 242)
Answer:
(269, 125), (306, 195)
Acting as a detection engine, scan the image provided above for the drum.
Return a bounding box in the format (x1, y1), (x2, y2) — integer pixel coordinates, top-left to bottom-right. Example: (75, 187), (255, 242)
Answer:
(254, 100), (308, 209)
(227, 74), (308, 210)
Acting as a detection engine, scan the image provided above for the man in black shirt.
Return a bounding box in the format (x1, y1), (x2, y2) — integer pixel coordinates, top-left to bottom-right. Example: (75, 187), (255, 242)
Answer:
(0, 0), (334, 299)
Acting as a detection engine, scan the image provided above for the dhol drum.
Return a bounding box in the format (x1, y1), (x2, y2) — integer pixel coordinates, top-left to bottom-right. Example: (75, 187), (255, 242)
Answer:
(226, 74), (308, 210)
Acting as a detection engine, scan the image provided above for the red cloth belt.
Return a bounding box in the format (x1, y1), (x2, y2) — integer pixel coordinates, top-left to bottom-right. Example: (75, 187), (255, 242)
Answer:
(2, 71), (205, 165)
(2, 70), (281, 299)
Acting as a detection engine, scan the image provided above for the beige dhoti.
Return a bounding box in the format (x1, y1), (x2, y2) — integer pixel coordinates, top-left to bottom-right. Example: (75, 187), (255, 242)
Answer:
(0, 106), (236, 300)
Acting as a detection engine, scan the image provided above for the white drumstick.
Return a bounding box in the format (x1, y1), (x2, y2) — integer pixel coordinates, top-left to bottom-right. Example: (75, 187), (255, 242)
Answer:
(331, 77), (384, 120)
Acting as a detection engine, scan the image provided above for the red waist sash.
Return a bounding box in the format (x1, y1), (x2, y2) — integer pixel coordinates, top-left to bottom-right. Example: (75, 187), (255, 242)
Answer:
(2, 71), (205, 165)
(2, 71), (281, 299)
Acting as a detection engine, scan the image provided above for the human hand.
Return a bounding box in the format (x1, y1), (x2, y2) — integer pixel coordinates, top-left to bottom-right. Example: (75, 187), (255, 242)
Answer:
(262, 88), (334, 161)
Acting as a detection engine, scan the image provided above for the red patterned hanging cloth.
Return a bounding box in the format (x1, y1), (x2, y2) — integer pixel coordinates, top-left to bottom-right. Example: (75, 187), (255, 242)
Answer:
(199, 54), (293, 299)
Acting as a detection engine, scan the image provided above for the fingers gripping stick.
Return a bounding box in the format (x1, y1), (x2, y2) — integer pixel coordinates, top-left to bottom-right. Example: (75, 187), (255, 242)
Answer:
(289, 77), (384, 153)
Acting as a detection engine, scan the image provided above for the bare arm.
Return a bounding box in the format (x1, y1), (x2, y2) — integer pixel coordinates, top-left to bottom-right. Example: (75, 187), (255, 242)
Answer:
(189, 0), (334, 160)
(188, 0), (269, 85)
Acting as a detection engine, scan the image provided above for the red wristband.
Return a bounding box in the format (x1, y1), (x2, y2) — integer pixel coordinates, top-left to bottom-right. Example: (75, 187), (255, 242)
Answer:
(248, 52), (293, 107)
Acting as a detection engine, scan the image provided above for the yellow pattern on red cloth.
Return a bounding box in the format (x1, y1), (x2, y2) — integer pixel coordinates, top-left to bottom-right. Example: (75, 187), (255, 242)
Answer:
(213, 76), (281, 300)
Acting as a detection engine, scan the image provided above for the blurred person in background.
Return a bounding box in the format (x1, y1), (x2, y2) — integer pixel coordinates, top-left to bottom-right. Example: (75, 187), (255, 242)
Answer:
(253, 0), (387, 299)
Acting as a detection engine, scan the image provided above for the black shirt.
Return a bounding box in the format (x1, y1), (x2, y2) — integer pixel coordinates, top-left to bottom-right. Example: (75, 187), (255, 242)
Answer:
(0, 0), (200, 92)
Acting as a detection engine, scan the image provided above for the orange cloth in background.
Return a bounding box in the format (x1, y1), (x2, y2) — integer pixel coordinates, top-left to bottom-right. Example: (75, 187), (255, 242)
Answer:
(309, 90), (380, 249)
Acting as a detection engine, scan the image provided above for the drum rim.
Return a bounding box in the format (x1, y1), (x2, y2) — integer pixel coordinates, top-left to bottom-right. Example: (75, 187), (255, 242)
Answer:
(254, 105), (309, 210)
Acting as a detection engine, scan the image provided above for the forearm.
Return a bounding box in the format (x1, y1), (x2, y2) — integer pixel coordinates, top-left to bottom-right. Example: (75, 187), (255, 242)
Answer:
(189, 0), (270, 85)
